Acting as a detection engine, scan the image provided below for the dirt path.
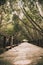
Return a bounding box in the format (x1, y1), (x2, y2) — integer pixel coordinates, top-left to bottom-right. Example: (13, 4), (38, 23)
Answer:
(0, 42), (43, 65)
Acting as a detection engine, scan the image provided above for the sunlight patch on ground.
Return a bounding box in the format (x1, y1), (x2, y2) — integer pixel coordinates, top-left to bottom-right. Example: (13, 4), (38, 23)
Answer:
(14, 60), (32, 65)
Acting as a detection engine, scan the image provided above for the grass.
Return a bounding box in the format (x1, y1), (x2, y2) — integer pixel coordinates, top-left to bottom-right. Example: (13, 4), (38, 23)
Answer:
(0, 48), (4, 54)
(36, 57), (43, 65)
(0, 58), (12, 65)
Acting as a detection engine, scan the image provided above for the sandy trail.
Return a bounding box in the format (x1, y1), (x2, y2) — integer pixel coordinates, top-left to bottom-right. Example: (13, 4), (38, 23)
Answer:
(0, 42), (43, 65)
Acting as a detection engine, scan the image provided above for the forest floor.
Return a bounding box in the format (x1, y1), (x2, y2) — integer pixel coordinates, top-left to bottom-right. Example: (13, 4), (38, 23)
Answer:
(0, 42), (43, 65)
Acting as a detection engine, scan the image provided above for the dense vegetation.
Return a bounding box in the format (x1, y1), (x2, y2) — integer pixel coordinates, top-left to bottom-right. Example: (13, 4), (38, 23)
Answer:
(0, 0), (43, 47)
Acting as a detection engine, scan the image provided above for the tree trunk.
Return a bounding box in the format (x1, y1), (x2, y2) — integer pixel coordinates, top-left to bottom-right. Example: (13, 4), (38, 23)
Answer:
(3, 36), (6, 48)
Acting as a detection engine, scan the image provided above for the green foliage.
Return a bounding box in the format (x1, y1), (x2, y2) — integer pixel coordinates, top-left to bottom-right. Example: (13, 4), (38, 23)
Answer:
(0, 0), (43, 41)
(38, 0), (43, 4)
(0, 0), (6, 6)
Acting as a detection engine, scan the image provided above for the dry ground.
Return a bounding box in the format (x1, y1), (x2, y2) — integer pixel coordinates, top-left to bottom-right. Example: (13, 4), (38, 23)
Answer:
(0, 42), (43, 65)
